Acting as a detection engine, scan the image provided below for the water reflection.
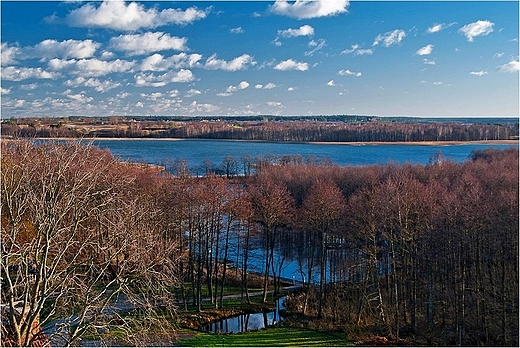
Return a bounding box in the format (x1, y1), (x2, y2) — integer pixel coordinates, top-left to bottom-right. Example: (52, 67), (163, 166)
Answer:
(202, 297), (285, 333)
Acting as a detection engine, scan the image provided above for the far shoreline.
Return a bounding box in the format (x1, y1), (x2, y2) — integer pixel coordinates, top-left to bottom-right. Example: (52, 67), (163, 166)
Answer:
(15, 137), (520, 146)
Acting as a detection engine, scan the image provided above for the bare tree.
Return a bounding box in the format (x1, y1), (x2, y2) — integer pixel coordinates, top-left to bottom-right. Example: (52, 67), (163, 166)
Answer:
(1, 141), (180, 346)
(248, 173), (295, 302)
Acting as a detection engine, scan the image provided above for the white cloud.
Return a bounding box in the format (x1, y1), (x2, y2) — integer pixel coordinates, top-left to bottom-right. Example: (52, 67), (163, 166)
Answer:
(226, 81), (250, 92)
(305, 39), (326, 56)
(64, 76), (121, 92)
(185, 89), (202, 97)
(168, 89), (180, 97)
(278, 25), (314, 38)
(109, 32), (187, 56)
(287, 87), (295, 91)
(134, 69), (194, 87)
(101, 51), (115, 60)
(20, 83), (38, 90)
(341, 44), (373, 56)
(496, 60), (520, 73)
(433, 81), (443, 85)
(117, 91), (131, 99)
(423, 59), (436, 65)
(338, 69), (362, 77)
(263, 82), (276, 89)
(1, 43), (21, 66)
(204, 54), (256, 71)
(373, 29), (406, 47)
(66, 0), (208, 31)
(29, 39), (100, 60)
(270, 0), (349, 19)
(267, 101), (282, 107)
(494, 52), (505, 58)
(427, 23), (445, 34)
(217, 92), (233, 97)
(48, 58), (135, 77)
(426, 23), (456, 34)
(273, 59), (309, 71)
(66, 92), (93, 103)
(1, 87), (11, 95)
(139, 53), (202, 71)
(459, 20), (494, 42)
(469, 71), (488, 76)
(1, 66), (57, 81)
(230, 27), (244, 34)
(327, 80), (335, 86)
(187, 100), (219, 114)
(415, 44), (434, 56)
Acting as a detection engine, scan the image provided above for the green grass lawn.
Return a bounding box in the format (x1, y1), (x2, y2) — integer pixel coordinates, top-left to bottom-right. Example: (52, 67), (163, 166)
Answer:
(176, 327), (355, 347)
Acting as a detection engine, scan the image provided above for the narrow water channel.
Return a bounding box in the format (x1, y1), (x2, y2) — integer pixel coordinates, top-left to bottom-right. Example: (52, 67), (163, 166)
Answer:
(202, 297), (286, 333)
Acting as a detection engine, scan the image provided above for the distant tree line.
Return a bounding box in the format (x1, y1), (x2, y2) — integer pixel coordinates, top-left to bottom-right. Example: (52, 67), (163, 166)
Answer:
(2, 140), (518, 346)
(165, 121), (518, 142)
(2, 117), (518, 142)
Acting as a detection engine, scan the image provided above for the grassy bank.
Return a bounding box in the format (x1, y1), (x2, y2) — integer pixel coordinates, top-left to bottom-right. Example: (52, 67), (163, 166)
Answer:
(176, 326), (354, 347)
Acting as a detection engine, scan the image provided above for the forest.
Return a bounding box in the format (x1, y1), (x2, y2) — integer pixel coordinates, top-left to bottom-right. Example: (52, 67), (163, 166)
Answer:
(1, 140), (518, 346)
(1, 116), (518, 142)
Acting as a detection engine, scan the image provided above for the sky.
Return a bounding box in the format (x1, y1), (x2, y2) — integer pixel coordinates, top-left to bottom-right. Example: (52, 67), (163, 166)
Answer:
(1, 0), (518, 118)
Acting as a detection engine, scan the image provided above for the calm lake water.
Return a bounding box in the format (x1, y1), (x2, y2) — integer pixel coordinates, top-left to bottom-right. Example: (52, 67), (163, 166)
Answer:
(92, 139), (515, 170)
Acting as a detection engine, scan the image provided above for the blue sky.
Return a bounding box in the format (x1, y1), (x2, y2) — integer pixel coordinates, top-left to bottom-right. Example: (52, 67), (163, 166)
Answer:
(1, 0), (518, 118)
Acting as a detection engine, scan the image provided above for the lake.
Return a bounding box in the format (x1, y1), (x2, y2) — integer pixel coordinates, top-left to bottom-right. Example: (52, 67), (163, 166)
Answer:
(92, 139), (516, 170)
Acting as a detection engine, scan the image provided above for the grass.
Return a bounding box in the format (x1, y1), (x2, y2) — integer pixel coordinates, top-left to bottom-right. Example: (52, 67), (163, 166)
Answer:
(176, 326), (355, 347)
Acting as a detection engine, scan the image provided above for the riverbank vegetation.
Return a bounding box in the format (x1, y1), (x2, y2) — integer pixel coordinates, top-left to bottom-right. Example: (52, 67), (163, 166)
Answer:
(1, 140), (518, 346)
(2, 115), (518, 142)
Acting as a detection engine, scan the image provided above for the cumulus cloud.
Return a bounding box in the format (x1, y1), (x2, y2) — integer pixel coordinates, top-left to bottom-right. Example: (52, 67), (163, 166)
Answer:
(469, 71), (488, 76)
(415, 44), (434, 56)
(270, 0), (349, 19)
(66, 92), (93, 104)
(1, 43), (21, 66)
(135, 69), (194, 87)
(496, 60), (520, 73)
(48, 58), (135, 77)
(341, 44), (373, 56)
(338, 69), (362, 77)
(64, 76), (121, 92)
(278, 25), (314, 38)
(327, 80), (335, 86)
(185, 89), (202, 97)
(373, 29), (406, 47)
(273, 59), (309, 71)
(187, 100), (219, 114)
(423, 59), (436, 65)
(204, 54), (256, 71)
(1, 66), (57, 81)
(28, 39), (100, 59)
(226, 81), (250, 92)
(459, 20), (494, 42)
(109, 32), (187, 55)
(1, 87), (11, 95)
(66, 0), (208, 31)
(139, 53), (202, 71)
